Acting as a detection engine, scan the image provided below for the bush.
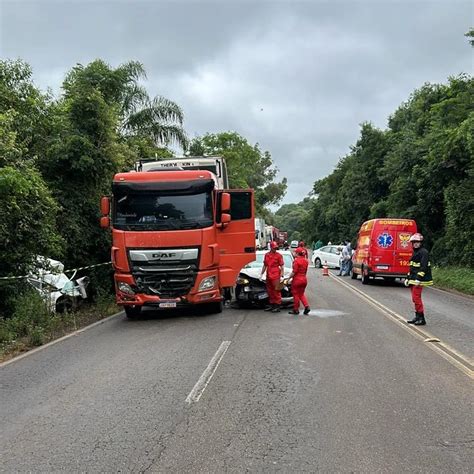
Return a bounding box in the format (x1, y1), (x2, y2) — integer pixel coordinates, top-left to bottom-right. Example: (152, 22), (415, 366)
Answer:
(432, 266), (474, 295)
(0, 290), (52, 346)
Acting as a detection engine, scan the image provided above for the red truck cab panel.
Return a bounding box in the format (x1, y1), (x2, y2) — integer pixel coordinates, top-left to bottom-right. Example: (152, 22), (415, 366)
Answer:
(104, 169), (255, 312)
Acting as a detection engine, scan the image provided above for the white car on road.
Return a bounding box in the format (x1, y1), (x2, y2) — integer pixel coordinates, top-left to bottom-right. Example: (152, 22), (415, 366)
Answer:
(312, 245), (341, 269)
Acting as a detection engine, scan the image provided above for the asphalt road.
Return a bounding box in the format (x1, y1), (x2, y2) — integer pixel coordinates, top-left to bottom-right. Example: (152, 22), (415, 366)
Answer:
(1, 267), (472, 473)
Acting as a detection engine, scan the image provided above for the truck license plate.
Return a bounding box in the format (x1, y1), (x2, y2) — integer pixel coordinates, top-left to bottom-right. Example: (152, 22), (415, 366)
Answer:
(159, 302), (177, 308)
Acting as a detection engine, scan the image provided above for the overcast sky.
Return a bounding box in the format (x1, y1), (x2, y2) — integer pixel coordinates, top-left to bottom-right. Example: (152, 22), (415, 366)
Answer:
(1, 0), (472, 205)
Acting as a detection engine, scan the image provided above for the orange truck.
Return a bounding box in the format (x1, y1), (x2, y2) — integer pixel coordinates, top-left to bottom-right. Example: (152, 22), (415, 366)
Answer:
(100, 168), (255, 318)
(352, 218), (417, 284)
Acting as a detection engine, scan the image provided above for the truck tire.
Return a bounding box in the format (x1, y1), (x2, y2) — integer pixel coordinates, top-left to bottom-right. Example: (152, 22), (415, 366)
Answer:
(124, 305), (142, 319)
(208, 300), (223, 314)
(314, 258), (322, 268)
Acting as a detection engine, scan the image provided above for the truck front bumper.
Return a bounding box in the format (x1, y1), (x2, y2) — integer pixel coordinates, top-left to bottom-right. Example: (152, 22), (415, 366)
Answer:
(116, 289), (221, 308)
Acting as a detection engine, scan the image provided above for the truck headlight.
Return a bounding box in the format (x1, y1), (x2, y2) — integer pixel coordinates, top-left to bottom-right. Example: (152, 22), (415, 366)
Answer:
(117, 281), (135, 295)
(236, 276), (249, 285)
(199, 276), (216, 291)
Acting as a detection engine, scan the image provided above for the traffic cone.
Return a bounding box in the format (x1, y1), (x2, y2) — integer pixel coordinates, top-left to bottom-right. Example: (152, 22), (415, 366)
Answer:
(322, 261), (329, 276)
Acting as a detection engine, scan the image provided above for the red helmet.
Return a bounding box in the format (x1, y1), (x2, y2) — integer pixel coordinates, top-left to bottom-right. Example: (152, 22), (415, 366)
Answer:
(299, 240), (305, 247)
(296, 248), (305, 256)
(270, 241), (279, 249)
(409, 233), (424, 242)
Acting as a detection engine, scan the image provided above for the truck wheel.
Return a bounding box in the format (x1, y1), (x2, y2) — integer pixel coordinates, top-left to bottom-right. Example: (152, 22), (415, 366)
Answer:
(124, 305), (142, 319)
(314, 258), (322, 268)
(209, 300), (223, 314)
(361, 267), (370, 285)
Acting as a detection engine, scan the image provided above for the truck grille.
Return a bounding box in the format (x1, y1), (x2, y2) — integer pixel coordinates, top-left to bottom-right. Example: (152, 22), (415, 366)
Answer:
(128, 248), (199, 298)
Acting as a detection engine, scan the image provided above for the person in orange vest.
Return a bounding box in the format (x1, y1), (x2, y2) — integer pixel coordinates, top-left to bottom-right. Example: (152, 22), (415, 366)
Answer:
(260, 241), (284, 313)
(288, 248), (311, 315)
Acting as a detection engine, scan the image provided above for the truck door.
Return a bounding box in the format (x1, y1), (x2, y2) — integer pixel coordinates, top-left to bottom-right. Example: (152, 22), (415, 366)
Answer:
(216, 190), (256, 287)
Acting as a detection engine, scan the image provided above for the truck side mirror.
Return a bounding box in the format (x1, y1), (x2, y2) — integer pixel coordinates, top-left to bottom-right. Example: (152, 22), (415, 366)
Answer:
(217, 213), (231, 229)
(100, 216), (110, 228)
(221, 192), (231, 212)
(100, 196), (110, 216)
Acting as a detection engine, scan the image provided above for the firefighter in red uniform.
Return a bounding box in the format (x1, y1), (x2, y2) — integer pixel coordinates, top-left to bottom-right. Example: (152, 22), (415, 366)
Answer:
(288, 248), (311, 315)
(294, 240), (308, 259)
(405, 233), (433, 325)
(260, 241), (284, 313)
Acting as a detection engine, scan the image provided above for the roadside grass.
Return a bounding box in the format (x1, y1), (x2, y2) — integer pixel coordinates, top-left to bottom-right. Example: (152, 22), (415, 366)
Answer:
(433, 266), (474, 296)
(0, 290), (119, 363)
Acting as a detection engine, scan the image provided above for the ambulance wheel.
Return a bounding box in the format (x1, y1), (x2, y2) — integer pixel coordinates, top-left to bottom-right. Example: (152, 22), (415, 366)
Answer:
(361, 269), (370, 285)
(314, 258), (322, 268)
(125, 305), (142, 319)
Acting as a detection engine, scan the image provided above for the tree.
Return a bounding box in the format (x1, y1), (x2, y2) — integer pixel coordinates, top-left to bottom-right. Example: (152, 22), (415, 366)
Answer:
(465, 28), (474, 47)
(275, 198), (314, 242)
(0, 166), (63, 274)
(40, 83), (123, 267)
(0, 59), (52, 164)
(63, 60), (187, 152)
(303, 75), (474, 264)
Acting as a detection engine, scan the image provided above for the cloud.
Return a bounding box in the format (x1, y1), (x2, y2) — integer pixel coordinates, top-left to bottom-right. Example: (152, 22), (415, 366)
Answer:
(1, 0), (472, 205)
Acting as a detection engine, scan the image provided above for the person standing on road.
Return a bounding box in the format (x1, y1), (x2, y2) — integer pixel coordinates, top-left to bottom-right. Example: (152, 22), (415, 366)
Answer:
(405, 233), (433, 325)
(337, 241), (351, 276)
(342, 240), (353, 276)
(260, 241), (284, 313)
(288, 248), (311, 315)
(295, 240), (308, 259)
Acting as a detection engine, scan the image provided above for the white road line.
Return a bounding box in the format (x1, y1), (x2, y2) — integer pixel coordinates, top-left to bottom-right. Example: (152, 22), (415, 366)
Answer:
(0, 311), (124, 369)
(186, 341), (231, 404)
(329, 274), (474, 379)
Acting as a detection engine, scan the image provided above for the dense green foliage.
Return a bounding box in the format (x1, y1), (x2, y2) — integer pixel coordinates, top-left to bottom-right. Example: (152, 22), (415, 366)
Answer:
(432, 267), (474, 295)
(274, 198), (314, 242)
(302, 75), (473, 266)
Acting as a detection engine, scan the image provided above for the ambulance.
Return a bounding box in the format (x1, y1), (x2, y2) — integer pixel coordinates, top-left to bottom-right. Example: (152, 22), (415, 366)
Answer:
(352, 218), (417, 284)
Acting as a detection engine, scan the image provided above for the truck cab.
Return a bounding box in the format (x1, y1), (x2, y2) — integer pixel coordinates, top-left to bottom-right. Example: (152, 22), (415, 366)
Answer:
(101, 169), (255, 318)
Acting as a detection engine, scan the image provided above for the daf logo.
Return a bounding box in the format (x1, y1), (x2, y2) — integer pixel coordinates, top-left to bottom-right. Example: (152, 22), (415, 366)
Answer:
(152, 252), (176, 259)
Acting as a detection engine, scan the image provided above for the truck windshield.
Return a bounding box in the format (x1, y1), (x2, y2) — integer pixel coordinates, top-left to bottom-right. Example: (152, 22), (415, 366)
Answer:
(113, 191), (213, 230)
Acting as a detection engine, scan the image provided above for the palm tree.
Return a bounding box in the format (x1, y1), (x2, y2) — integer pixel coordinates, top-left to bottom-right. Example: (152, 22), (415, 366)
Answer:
(63, 60), (188, 151)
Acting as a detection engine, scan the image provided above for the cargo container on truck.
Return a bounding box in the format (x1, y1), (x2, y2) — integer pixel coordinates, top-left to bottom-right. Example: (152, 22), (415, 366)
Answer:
(254, 218), (266, 250)
(135, 156), (229, 189)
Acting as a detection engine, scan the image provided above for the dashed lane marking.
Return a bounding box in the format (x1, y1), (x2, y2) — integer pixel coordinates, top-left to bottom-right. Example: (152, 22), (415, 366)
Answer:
(185, 341), (232, 404)
(329, 274), (474, 380)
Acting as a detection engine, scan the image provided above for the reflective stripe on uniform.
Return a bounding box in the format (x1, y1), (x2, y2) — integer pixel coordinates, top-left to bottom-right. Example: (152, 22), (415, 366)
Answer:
(408, 279), (433, 286)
